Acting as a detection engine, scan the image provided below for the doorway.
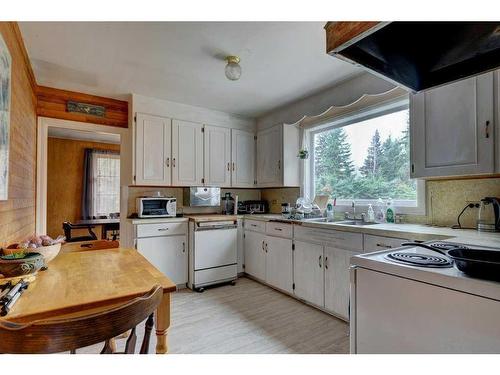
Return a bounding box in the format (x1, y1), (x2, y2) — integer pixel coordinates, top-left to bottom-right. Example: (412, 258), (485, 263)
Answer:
(36, 117), (127, 241)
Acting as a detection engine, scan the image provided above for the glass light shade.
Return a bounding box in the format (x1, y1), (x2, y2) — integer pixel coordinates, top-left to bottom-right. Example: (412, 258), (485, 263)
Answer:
(225, 61), (242, 81)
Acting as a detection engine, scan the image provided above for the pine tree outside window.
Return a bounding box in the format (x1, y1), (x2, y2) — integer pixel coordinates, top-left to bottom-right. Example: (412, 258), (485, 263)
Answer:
(307, 100), (425, 215)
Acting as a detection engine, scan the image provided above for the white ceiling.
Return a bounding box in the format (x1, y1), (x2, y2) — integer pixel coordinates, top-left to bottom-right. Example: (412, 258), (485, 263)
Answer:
(19, 22), (361, 118)
(48, 127), (120, 144)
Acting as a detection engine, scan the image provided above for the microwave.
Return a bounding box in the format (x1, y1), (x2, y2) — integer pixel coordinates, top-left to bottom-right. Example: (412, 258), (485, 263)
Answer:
(136, 197), (177, 218)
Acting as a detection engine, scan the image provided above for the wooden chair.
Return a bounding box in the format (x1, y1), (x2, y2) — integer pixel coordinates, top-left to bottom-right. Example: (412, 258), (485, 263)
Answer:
(0, 285), (162, 354)
(63, 221), (98, 242)
(61, 240), (120, 253)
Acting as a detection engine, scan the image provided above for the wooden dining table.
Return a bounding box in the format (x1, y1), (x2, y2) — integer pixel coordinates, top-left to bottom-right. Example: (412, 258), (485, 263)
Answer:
(2, 248), (176, 354)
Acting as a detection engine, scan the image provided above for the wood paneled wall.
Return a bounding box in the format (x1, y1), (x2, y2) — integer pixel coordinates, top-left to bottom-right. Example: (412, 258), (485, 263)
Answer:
(0, 23), (37, 249)
(37, 86), (128, 128)
(46, 137), (120, 238)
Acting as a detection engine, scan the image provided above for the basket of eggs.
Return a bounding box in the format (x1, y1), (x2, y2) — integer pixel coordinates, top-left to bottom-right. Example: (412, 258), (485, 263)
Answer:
(0, 235), (65, 278)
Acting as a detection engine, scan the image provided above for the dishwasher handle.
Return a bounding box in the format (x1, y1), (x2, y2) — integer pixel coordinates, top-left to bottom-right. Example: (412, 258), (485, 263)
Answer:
(194, 224), (237, 231)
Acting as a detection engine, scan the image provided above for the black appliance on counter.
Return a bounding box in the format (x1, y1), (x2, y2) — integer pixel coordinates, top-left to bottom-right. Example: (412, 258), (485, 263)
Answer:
(237, 200), (269, 214)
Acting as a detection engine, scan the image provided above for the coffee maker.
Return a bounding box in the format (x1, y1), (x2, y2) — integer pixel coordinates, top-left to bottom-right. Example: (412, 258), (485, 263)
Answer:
(477, 197), (500, 232)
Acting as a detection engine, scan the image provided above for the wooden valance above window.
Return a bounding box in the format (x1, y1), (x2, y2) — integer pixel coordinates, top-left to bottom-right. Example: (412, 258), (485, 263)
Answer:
(287, 86), (408, 129)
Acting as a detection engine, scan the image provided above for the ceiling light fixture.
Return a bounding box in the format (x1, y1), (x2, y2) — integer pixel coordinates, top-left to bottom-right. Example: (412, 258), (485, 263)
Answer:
(225, 55), (241, 81)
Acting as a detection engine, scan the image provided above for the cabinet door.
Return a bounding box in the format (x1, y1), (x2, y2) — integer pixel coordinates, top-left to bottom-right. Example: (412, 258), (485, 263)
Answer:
(293, 240), (324, 307)
(256, 125), (282, 186)
(172, 120), (204, 186)
(265, 236), (293, 293)
(204, 125), (231, 186)
(231, 129), (255, 187)
(411, 72), (494, 178)
(324, 246), (359, 320)
(136, 235), (187, 285)
(135, 113), (171, 185)
(244, 230), (266, 280)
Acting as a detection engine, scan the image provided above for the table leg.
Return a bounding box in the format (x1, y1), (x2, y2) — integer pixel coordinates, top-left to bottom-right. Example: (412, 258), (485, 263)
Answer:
(155, 292), (171, 354)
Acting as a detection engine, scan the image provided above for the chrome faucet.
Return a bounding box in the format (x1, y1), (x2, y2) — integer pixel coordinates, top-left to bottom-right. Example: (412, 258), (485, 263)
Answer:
(344, 201), (366, 222)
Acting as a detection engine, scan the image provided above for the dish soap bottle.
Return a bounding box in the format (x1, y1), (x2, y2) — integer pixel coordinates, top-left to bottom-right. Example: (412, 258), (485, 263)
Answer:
(326, 203), (334, 222)
(375, 198), (385, 223)
(367, 204), (375, 223)
(386, 198), (395, 223)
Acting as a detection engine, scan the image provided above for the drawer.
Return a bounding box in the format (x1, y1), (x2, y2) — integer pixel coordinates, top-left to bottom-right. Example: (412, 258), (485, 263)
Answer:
(363, 234), (409, 252)
(136, 222), (188, 238)
(265, 222), (293, 238)
(244, 219), (266, 233)
(294, 226), (363, 251)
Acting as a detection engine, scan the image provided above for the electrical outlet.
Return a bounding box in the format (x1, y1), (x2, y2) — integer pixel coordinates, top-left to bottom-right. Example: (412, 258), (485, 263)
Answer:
(465, 200), (480, 207)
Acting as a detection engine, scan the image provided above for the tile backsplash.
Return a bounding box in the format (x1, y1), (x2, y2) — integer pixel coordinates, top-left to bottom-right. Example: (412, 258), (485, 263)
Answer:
(126, 177), (500, 228)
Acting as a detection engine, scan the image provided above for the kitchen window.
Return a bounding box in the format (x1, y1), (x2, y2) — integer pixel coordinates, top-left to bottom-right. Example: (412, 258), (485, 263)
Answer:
(307, 100), (425, 215)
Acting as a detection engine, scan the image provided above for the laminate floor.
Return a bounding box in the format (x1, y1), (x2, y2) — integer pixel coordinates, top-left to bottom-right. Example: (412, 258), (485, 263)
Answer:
(78, 277), (350, 354)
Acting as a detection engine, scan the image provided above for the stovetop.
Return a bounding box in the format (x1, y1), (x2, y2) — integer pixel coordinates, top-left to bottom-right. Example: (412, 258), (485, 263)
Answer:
(351, 240), (500, 300)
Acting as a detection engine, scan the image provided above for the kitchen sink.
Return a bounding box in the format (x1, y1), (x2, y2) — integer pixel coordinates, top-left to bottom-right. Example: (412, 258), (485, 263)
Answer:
(300, 217), (328, 223)
(335, 220), (378, 226)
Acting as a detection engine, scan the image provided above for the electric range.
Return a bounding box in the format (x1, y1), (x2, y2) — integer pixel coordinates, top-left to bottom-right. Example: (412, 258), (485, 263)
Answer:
(350, 240), (500, 353)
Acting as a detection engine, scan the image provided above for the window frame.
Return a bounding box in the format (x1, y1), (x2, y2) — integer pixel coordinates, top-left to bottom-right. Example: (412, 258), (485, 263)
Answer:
(306, 98), (426, 216)
(91, 151), (120, 218)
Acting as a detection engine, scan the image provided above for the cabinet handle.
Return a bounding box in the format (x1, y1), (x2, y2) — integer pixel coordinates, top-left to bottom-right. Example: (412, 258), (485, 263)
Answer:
(325, 256), (328, 269)
(232, 162), (235, 171)
(319, 255), (322, 268)
(182, 242), (185, 253)
(166, 157), (170, 167)
(158, 228), (169, 232)
(376, 243), (392, 249)
(485, 121), (490, 139)
(265, 242), (268, 253)
(227, 162), (230, 171)
(172, 158), (176, 167)
(278, 160), (281, 170)
(262, 240), (265, 251)
(274, 227), (282, 231)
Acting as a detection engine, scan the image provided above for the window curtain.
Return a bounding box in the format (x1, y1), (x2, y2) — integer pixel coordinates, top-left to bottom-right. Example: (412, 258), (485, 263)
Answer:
(81, 148), (120, 219)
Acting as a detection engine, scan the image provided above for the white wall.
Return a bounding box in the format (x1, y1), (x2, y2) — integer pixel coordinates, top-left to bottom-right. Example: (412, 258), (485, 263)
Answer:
(257, 72), (396, 129)
(131, 93), (256, 131)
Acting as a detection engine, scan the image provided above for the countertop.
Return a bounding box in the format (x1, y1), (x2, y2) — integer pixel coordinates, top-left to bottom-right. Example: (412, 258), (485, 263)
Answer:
(185, 214), (238, 222)
(127, 217), (189, 225)
(243, 214), (500, 247)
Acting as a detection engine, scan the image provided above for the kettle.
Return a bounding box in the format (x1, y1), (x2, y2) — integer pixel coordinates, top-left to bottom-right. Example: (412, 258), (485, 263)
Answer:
(477, 197), (500, 232)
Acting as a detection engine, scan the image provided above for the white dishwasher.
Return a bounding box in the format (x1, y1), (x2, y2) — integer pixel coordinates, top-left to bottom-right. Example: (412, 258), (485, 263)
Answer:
(188, 219), (238, 291)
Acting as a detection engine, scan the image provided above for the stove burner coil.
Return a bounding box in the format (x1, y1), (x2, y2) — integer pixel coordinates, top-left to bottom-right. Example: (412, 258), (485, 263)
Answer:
(428, 242), (469, 252)
(386, 252), (453, 268)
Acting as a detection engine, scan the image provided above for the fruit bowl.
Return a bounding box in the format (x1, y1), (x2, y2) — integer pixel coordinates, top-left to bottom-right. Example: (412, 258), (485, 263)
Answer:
(0, 252), (45, 278)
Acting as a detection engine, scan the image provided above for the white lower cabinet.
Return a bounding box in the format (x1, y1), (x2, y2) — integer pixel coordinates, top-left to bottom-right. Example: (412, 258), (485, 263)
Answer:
(324, 247), (360, 320)
(293, 241), (324, 307)
(136, 234), (187, 285)
(265, 236), (293, 293)
(244, 230), (266, 281)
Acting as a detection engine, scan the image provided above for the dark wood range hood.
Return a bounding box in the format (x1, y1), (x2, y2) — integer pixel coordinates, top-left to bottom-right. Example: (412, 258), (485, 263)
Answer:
(325, 22), (500, 92)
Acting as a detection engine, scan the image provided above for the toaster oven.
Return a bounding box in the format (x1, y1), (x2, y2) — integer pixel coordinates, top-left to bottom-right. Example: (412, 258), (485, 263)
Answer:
(136, 197), (177, 218)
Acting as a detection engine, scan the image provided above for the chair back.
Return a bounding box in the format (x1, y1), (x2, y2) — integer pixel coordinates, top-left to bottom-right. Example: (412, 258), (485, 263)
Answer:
(0, 285), (163, 354)
(62, 221), (98, 242)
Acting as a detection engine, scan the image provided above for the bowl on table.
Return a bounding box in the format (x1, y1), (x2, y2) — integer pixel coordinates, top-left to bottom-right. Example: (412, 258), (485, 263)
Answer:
(0, 252), (45, 278)
(2, 243), (61, 265)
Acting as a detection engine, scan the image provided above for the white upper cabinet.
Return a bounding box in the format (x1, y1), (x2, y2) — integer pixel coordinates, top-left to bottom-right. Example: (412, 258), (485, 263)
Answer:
(256, 124), (300, 187)
(257, 125), (282, 186)
(410, 71), (495, 178)
(135, 113), (172, 185)
(231, 129), (255, 187)
(204, 125), (231, 187)
(172, 119), (204, 186)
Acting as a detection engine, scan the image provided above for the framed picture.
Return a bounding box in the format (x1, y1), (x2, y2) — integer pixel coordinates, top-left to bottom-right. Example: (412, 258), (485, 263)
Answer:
(0, 33), (11, 201)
